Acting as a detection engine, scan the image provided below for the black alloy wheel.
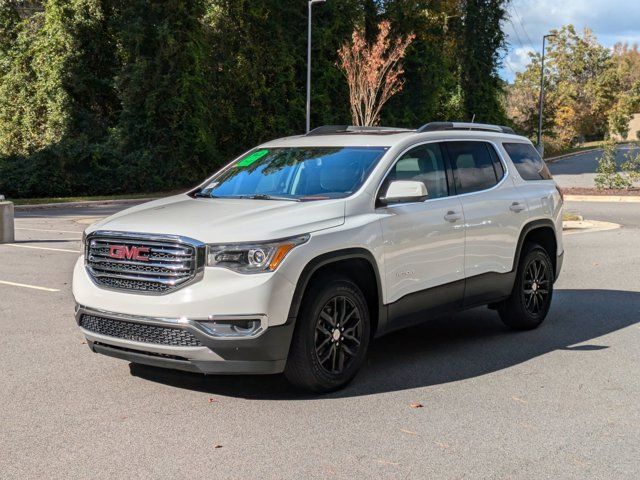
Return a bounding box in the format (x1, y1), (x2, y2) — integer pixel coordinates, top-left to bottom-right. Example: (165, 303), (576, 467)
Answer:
(314, 295), (363, 375)
(285, 276), (371, 392)
(522, 257), (552, 316)
(498, 244), (554, 330)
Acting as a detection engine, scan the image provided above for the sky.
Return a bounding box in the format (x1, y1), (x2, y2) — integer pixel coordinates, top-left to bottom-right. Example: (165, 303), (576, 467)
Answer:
(501, 0), (640, 83)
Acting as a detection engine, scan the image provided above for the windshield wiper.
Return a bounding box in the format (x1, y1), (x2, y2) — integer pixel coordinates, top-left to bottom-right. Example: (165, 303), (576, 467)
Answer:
(237, 194), (300, 202)
(194, 192), (298, 201)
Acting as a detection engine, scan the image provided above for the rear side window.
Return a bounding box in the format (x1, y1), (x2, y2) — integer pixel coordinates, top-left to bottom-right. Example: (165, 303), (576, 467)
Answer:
(488, 144), (505, 179)
(447, 141), (500, 194)
(503, 143), (552, 180)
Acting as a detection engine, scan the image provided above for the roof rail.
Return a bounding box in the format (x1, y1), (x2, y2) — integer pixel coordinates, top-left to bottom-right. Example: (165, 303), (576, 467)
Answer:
(417, 122), (515, 135)
(306, 125), (413, 136)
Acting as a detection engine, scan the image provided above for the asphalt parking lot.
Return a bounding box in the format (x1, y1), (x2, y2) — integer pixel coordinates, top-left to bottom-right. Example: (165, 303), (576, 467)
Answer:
(549, 146), (640, 189)
(2, 201), (639, 479)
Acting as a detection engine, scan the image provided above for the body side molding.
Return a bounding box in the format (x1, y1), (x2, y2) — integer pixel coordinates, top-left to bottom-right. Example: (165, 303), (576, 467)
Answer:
(288, 220), (558, 338)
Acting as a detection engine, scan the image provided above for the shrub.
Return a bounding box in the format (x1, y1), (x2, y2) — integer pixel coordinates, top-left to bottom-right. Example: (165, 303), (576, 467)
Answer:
(594, 139), (631, 189)
(620, 143), (640, 185)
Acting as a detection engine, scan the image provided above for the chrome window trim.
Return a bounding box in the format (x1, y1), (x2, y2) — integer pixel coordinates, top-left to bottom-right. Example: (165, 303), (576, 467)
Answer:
(75, 305), (268, 341)
(84, 230), (206, 296)
(374, 138), (511, 208)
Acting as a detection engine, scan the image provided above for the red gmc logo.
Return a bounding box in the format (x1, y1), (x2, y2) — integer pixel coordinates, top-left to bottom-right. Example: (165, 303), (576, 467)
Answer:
(108, 245), (150, 262)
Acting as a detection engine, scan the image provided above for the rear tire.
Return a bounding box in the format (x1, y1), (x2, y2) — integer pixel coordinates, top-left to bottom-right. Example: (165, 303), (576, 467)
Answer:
(498, 244), (554, 330)
(285, 276), (370, 393)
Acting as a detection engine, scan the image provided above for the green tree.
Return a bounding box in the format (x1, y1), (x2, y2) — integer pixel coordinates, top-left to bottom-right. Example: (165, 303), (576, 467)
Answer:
(0, 0), (521, 198)
(0, 6), (43, 156)
(362, 0), (379, 43)
(207, 0), (360, 159)
(109, 0), (217, 192)
(548, 26), (618, 140)
(505, 53), (553, 138)
(206, 0), (306, 158)
(0, 0), (119, 194)
(381, 0), (463, 127)
(608, 43), (640, 139)
(459, 0), (508, 123)
(0, 1), (20, 68)
(506, 25), (626, 152)
(311, 0), (363, 127)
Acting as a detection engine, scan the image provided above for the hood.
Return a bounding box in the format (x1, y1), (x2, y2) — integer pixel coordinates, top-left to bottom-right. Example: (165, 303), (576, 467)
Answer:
(87, 194), (345, 243)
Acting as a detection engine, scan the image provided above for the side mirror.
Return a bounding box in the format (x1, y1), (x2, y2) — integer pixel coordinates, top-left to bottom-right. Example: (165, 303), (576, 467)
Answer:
(379, 180), (428, 205)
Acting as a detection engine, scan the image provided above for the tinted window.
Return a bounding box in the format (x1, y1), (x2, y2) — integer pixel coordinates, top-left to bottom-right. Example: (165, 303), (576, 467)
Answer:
(488, 144), (505, 179)
(448, 142), (499, 194)
(383, 143), (449, 200)
(197, 147), (387, 200)
(503, 142), (552, 180)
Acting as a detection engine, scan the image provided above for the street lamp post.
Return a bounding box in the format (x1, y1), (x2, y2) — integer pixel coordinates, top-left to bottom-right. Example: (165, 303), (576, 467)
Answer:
(307, 0), (326, 134)
(537, 33), (556, 156)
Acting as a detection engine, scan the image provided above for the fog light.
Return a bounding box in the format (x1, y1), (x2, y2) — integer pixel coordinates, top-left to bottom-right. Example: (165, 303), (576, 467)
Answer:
(197, 319), (262, 338)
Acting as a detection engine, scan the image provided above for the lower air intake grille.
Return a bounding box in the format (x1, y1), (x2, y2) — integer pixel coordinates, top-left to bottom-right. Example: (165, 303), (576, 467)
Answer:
(80, 314), (202, 347)
(96, 277), (173, 294)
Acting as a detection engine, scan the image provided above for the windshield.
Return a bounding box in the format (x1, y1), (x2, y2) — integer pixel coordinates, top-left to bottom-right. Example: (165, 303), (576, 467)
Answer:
(196, 147), (388, 201)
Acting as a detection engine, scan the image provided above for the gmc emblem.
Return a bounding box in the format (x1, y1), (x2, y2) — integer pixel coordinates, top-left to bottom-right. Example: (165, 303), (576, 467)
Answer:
(109, 245), (151, 262)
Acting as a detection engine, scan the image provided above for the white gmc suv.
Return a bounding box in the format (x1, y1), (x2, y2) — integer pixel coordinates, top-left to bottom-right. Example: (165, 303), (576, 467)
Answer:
(73, 122), (564, 392)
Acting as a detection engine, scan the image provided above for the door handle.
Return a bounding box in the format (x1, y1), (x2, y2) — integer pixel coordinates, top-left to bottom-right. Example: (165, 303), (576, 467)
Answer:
(509, 202), (526, 213)
(444, 210), (462, 222)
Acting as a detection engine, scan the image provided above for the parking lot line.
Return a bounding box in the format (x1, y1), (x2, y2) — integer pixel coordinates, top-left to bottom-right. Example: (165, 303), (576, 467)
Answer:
(0, 280), (60, 292)
(15, 227), (83, 235)
(3, 244), (81, 253)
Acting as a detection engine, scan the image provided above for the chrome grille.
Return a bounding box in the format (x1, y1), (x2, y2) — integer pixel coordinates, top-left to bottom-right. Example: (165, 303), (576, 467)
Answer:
(80, 314), (202, 346)
(85, 231), (205, 295)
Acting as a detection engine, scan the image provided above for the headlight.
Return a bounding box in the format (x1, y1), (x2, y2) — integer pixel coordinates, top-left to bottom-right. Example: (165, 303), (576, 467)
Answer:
(206, 234), (309, 273)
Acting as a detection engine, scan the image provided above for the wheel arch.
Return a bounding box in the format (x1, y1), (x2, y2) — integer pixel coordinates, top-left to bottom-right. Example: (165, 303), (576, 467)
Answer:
(513, 219), (558, 278)
(287, 248), (386, 337)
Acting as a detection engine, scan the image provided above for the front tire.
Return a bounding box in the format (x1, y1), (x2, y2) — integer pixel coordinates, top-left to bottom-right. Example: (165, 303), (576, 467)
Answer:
(498, 244), (554, 330)
(285, 276), (371, 393)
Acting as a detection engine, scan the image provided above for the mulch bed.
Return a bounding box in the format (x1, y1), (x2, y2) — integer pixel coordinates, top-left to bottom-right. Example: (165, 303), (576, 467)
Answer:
(562, 187), (640, 196)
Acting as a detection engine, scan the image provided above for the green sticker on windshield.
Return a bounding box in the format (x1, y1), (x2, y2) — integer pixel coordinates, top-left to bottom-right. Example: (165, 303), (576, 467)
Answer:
(237, 149), (269, 167)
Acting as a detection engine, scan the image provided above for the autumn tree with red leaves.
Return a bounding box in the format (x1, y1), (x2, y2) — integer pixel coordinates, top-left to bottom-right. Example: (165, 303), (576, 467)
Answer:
(337, 21), (414, 126)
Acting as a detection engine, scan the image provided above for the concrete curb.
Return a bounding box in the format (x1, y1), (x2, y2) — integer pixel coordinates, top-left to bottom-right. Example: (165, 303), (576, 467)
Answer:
(545, 148), (601, 164)
(563, 219), (622, 234)
(565, 194), (640, 203)
(14, 197), (156, 212)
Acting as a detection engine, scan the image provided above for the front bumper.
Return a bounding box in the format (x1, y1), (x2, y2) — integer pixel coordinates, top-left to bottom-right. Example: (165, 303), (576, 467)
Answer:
(555, 251), (564, 281)
(72, 256), (297, 326)
(76, 306), (295, 374)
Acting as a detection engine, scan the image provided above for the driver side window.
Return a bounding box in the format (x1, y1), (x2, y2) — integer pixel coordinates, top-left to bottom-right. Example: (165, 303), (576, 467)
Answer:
(382, 143), (449, 200)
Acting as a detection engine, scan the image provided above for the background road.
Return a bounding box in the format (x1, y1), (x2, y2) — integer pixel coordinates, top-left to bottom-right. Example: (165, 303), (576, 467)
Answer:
(1, 201), (639, 479)
(548, 145), (640, 189)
